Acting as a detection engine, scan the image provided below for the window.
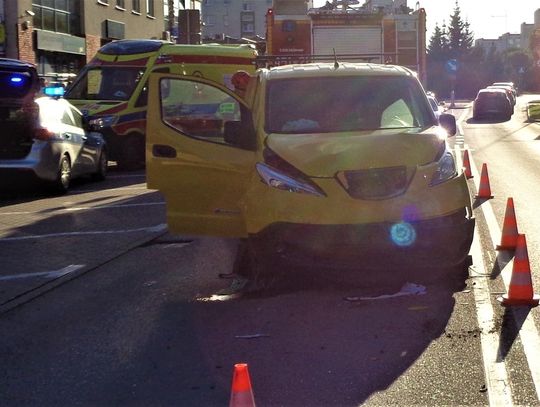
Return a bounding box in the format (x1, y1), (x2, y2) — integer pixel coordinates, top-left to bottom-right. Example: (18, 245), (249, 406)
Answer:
(146, 0), (154, 16)
(241, 22), (254, 33)
(70, 107), (83, 128)
(266, 76), (432, 133)
(61, 107), (75, 126)
(242, 2), (252, 11)
(116, 0), (125, 9)
(132, 0), (141, 13)
(32, 0), (80, 34)
(97, 0), (109, 5)
(205, 15), (215, 26)
(160, 78), (242, 145)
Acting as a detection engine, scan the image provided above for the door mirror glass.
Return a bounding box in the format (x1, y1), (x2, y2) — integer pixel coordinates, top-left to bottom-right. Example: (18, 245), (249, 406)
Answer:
(439, 113), (457, 136)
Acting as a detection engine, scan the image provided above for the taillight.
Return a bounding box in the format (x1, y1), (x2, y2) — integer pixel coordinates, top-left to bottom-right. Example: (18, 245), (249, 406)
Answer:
(34, 128), (55, 141)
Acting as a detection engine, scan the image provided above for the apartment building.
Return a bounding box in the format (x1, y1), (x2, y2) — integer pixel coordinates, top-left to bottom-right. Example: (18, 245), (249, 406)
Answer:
(200, 0), (273, 41)
(0, 0), (165, 76)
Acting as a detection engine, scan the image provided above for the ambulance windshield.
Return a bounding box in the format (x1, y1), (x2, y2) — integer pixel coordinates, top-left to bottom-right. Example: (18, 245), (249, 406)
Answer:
(65, 66), (145, 101)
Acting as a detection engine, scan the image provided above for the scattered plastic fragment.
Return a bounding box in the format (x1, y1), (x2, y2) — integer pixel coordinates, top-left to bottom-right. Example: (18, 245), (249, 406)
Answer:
(344, 282), (426, 302)
(235, 334), (270, 339)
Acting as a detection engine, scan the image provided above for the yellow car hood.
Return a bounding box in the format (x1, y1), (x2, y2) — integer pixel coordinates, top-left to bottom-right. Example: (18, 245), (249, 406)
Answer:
(265, 128), (445, 177)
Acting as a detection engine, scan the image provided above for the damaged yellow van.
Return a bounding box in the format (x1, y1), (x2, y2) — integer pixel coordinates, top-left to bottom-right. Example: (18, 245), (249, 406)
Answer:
(146, 62), (475, 277)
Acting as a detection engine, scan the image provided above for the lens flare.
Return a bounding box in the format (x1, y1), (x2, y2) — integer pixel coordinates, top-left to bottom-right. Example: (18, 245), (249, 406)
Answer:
(390, 222), (416, 247)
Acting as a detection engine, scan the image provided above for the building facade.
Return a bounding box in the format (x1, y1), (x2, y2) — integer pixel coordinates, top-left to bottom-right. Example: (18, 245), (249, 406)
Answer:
(201, 0), (273, 41)
(1, 0), (165, 76)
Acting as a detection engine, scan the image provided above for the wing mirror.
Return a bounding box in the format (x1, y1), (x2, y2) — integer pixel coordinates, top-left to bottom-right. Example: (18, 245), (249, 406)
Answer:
(439, 113), (457, 136)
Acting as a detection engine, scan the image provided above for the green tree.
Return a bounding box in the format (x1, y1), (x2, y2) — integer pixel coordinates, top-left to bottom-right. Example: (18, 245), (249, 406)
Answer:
(446, 1), (474, 58)
(427, 24), (448, 61)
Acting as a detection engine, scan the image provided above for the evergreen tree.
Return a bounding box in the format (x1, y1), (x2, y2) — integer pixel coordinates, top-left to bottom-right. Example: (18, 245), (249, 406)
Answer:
(446, 1), (474, 58)
(427, 24), (448, 61)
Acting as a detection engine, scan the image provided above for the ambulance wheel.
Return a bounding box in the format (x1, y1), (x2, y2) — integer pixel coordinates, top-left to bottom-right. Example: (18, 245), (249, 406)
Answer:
(117, 134), (145, 170)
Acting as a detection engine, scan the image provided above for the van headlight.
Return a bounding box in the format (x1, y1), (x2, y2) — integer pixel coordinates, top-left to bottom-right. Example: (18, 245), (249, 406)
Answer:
(430, 152), (457, 186)
(256, 162), (326, 197)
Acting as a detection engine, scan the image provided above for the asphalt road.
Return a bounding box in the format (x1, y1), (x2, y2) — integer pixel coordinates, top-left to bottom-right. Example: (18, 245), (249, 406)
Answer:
(1, 100), (540, 405)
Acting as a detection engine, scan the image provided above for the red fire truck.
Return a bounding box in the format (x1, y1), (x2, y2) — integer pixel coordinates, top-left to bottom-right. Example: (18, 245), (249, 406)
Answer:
(264, 1), (427, 84)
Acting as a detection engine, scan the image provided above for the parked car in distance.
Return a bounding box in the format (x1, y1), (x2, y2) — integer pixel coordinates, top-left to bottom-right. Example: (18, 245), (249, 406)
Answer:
(147, 62), (475, 281)
(0, 95), (108, 193)
(493, 82), (517, 95)
(472, 88), (513, 121)
(486, 85), (516, 109)
(427, 94), (445, 120)
(526, 100), (540, 122)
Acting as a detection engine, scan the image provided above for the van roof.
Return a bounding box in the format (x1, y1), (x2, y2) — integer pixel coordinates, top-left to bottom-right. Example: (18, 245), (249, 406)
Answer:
(262, 63), (416, 80)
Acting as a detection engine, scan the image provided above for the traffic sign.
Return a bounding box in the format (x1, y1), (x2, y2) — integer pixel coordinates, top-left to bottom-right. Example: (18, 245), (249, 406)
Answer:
(445, 59), (459, 74)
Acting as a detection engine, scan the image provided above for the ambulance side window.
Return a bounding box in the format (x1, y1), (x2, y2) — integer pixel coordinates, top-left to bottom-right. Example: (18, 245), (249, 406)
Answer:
(160, 78), (244, 146)
(135, 68), (170, 108)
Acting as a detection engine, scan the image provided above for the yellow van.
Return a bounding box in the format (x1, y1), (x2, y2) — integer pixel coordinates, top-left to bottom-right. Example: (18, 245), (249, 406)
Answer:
(65, 39), (257, 169)
(146, 63), (475, 282)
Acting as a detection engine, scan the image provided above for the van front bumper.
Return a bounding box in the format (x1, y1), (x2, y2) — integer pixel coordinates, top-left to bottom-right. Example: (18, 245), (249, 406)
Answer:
(248, 208), (475, 269)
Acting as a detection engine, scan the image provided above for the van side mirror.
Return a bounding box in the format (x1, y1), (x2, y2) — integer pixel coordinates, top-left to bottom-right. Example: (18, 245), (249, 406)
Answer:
(224, 120), (256, 150)
(439, 113), (457, 136)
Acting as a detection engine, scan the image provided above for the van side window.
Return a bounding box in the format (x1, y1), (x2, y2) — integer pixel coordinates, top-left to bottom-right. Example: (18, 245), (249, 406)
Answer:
(160, 78), (242, 145)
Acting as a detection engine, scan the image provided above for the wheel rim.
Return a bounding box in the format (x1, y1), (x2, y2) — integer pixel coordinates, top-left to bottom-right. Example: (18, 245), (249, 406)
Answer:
(60, 158), (71, 188)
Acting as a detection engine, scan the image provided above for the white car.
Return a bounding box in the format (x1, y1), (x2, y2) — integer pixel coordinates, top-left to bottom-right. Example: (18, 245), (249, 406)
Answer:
(427, 94), (445, 120)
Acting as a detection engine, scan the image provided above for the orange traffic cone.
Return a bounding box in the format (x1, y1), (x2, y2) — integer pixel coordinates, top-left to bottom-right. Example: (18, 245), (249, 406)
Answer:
(497, 234), (540, 307)
(475, 163), (493, 199)
(496, 197), (519, 251)
(229, 363), (256, 407)
(463, 150), (473, 179)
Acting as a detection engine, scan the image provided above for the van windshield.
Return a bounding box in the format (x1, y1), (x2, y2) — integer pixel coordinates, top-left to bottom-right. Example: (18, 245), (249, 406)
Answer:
(65, 66), (145, 101)
(265, 76), (435, 134)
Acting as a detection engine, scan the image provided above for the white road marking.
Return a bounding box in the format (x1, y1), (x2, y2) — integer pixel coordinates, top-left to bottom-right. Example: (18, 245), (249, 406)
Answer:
(469, 230), (512, 406)
(0, 201), (165, 216)
(457, 105), (540, 403)
(0, 224), (167, 242)
(466, 143), (540, 400)
(0, 265), (84, 281)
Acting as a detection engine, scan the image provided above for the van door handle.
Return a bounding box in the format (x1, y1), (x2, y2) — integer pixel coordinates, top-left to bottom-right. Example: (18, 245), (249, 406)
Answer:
(152, 144), (177, 158)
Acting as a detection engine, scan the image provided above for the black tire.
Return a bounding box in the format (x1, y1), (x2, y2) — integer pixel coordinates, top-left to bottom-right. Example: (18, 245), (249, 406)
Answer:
(117, 135), (145, 171)
(51, 155), (71, 194)
(92, 149), (108, 181)
(233, 238), (277, 292)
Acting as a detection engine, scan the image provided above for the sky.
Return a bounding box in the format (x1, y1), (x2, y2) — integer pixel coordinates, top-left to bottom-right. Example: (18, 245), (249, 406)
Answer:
(312, 1), (539, 40)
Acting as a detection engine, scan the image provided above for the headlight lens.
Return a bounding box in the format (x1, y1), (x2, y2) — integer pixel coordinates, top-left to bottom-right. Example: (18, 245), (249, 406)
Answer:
(256, 162), (325, 197)
(90, 115), (118, 128)
(430, 152), (457, 186)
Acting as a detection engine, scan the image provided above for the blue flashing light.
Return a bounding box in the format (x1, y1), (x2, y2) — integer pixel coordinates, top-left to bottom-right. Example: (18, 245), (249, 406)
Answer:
(390, 222), (417, 247)
(44, 86), (65, 96)
(10, 76), (25, 85)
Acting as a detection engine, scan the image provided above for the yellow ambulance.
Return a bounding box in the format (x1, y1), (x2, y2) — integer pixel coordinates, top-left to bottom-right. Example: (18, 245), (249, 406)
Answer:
(64, 39), (258, 169)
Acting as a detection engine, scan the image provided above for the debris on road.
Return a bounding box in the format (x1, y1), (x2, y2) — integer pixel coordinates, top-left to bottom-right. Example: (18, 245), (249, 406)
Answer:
(344, 282), (427, 302)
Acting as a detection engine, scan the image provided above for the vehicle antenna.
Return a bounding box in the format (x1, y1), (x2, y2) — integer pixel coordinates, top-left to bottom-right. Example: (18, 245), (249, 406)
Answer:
(333, 48), (339, 69)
